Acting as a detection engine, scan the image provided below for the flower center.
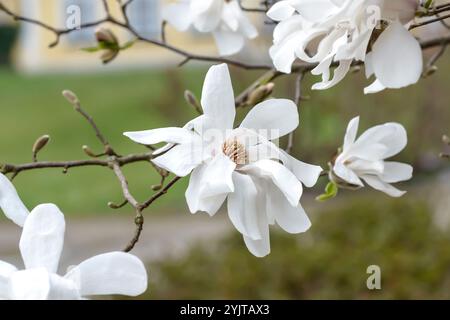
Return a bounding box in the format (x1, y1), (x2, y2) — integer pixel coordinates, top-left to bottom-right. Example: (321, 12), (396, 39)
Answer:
(222, 138), (247, 165)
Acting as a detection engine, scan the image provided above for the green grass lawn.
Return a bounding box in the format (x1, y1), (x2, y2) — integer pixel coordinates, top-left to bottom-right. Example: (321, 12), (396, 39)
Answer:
(1, 59), (449, 216)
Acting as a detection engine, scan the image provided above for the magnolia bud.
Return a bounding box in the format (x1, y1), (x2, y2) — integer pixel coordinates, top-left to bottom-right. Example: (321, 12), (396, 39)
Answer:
(82, 145), (98, 157)
(443, 134), (450, 145)
(247, 83), (275, 107)
(423, 65), (438, 77)
(100, 49), (119, 64)
(62, 90), (79, 105)
(95, 27), (118, 45)
(151, 184), (162, 191)
(32, 135), (50, 155)
(184, 90), (202, 113)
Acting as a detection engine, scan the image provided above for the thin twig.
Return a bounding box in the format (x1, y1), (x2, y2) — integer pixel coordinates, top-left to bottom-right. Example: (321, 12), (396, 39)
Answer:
(286, 73), (304, 154)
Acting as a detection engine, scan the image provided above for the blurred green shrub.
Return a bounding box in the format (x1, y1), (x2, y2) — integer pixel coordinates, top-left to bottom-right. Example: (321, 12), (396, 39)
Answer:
(144, 197), (450, 299)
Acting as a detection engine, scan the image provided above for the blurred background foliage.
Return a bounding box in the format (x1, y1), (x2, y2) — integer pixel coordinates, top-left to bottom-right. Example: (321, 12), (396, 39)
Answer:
(143, 197), (450, 299)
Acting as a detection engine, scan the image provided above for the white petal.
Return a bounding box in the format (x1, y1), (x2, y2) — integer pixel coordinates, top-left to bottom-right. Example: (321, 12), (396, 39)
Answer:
(222, 1), (239, 31)
(242, 189), (270, 258)
(162, 3), (191, 31)
(236, 7), (258, 39)
(280, 151), (322, 187)
(343, 116), (359, 151)
(267, 1), (296, 21)
(0, 260), (17, 297)
(269, 30), (304, 73)
(379, 161), (413, 183)
(353, 122), (407, 159)
(362, 174), (406, 197)
(123, 127), (197, 146)
(267, 183), (311, 234)
(372, 21), (423, 89)
(273, 15), (304, 43)
(8, 268), (50, 300)
(47, 274), (81, 300)
(213, 29), (245, 56)
(347, 159), (385, 175)
(152, 142), (204, 177)
(364, 79), (386, 94)
(185, 154), (235, 216)
(227, 172), (262, 240)
(65, 252), (147, 297)
(240, 99), (299, 140)
(20, 204), (65, 273)
(201, 64), (236, 130)
(242, 159), (302, 206)
(0, 261), (17, 277)
(191, 0), (223, 32)
(312, 59), (352, 90)
(333, 161), (364, 186)
(200, 153), (236, 198)
(0, 173), (29, 227)
(377, 123), (408, 159)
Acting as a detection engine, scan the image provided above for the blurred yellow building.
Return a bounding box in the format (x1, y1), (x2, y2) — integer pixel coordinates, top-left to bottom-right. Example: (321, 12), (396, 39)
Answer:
(0, 0), (270, 73)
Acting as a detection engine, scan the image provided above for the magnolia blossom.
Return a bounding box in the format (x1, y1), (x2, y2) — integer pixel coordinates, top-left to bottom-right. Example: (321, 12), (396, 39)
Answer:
(0, 174), (148, 300)
(331, 116), (413, 197)
(268, 0), (422, 93)
(163, 0), (258, 56)
(124, 64), (322, 257)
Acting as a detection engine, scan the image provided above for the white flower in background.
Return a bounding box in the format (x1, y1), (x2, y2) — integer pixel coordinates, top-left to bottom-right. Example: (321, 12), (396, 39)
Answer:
(163, 0), (258, 56)
(124, 64), (322, 257)
(0, 174), (148, 300)
(331, 116), (413, 197)
(268, 0), (422, 93)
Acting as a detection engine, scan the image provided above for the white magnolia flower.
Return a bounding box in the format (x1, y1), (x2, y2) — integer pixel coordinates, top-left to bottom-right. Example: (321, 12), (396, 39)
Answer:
(0, 174), (148, 300)
(124, 64), (322, 257)
(268, 0), (422, 93)
(163, 0), (258, 56)
(332, 116), (413, 197)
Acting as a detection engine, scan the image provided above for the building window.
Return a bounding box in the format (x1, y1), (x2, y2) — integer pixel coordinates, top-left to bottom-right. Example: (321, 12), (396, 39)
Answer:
(64, 0), (100, 44)
(127, 0), (161, 39)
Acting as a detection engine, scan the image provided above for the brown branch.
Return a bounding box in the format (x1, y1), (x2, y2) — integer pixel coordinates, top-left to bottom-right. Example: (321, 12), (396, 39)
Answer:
(1, 151), (153, 176)
(410, 13), (450, 30)
(141, 176), (181, 210)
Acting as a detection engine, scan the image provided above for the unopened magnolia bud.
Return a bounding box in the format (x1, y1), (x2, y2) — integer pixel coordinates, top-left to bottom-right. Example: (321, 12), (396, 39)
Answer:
(247, 83), (275, 106)
(443, 135), (450, 145)
(95, 27), (118, 44)
(100, 49), (119, 64)
(184, 90), (202, 113)
(82, 145), (99, 158)
(32, 135), (50, 155)
(108, 201), (121, 209)
(151, 184), (162, 191)
(62, 90), (79, 105)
